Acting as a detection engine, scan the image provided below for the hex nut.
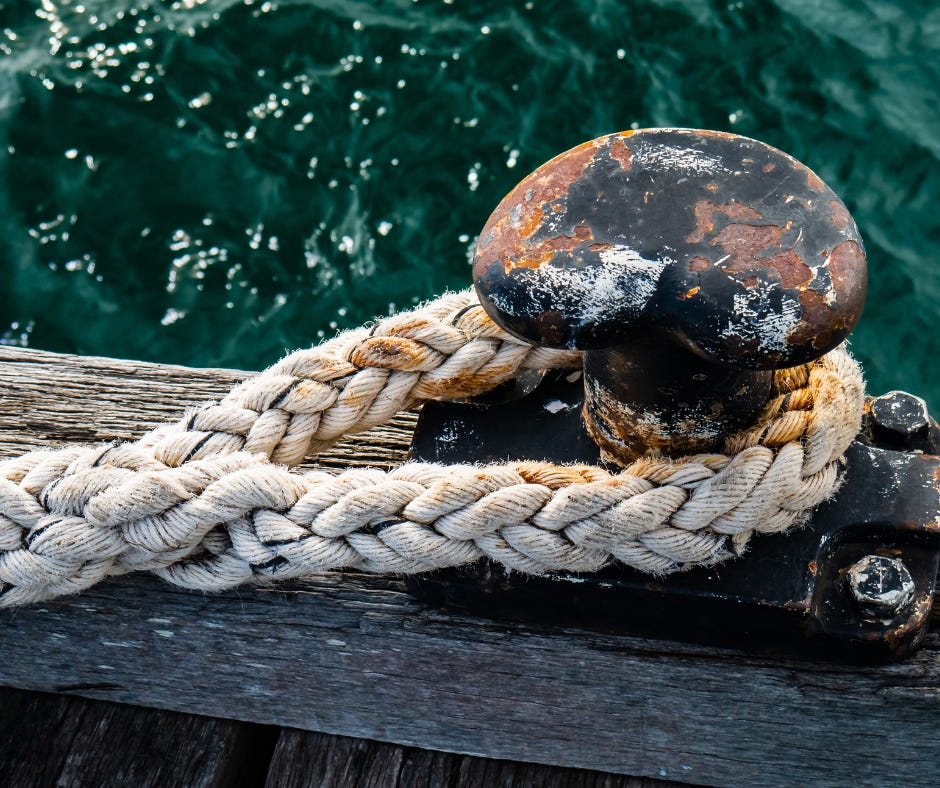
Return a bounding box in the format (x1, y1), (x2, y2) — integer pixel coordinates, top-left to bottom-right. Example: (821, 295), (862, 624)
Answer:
(869, 391), (930, 444)
(846, 554), (915, 618)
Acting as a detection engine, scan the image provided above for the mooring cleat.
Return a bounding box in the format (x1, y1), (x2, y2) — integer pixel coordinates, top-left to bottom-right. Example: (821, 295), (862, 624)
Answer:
(409, 129), (940, 659)
(472, 128), (867, 464)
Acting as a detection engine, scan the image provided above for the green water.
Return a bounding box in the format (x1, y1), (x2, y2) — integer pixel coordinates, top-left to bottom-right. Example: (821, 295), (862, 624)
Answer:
(1, 1), (938, 407)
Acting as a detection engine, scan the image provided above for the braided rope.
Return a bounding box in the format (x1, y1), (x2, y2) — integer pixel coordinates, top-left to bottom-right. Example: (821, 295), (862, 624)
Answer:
(138, 290), (579, 467)
(0, 290), (864, 607)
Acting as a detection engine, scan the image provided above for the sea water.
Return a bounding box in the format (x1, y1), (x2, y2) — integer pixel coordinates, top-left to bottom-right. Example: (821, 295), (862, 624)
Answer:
(1, 1), (938, 408)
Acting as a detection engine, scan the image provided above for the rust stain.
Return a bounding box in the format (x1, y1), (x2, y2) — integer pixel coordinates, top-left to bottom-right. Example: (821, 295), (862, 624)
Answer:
(808, 559), (818, 576)
(712, 223), (786, 268)
(384, 316), (438, 340)
(584, 373), (732, 462)
(686, 200), (718, 243)
(742, 275), (760, 288)
(502, 251), (553, 273)
(517, 205), (544, 239)
(350, 337), (425, 371)
(769, 249), (813, 289)
(827, 199), (851, 230)
(696, 129), (739, 141)
(501, 225), (595, 272)
(688, 256), (710, 272)
(806, 169), (825, 192)
(476, 141), (598, 273)
(781, 594), (811, 613)
(307, 354), (359, 378)
(886, 519), (932, 535)
(677, 286), (701, 300)
(291, 379), (327, 401)
(546, 224), (593, 251)
(883, 596), (932, 653)
(720, 202), (763, 220)
(874, 547), (903, 558)
(763, 162), (776, 173)
(686, 200), (762, 244)
(828, 239), (867, 309)
(608, 136), (633, 170)
(788, 290), (835, 350)
(415, 361), (516, 400)
(799, 288), (833, 325)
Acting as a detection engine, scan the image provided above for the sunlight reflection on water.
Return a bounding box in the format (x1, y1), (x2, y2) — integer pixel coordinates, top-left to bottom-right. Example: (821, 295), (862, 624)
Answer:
(1, 0), (938, 408)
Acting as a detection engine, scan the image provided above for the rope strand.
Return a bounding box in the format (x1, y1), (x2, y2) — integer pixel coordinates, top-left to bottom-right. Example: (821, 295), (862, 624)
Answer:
(137, 290), (579, 467)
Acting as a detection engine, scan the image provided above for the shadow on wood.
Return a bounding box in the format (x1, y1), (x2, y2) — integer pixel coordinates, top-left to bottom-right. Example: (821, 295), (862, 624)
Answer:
(0, 688), (668, 788)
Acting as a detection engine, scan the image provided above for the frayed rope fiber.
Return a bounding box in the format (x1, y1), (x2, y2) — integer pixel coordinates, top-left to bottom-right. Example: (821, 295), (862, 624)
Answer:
(0, 289), (864, 607)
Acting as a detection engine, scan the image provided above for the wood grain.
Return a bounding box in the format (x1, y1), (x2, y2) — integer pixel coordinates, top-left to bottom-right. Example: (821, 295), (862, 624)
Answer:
(0, 345), (416, 470)
(266, 729), (672, 788)
(0, 686), (278, 788)
(0, 345), (938, 788)
(0, 685), (672, 788)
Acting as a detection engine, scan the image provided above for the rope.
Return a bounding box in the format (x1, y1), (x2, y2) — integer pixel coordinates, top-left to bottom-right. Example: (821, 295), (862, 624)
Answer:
(0, 290), (865, 607)
(139, 290), (579, 467)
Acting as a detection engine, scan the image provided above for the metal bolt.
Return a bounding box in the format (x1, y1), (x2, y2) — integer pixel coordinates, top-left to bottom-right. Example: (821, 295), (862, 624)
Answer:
(846, 554), (915, 618)
(869, 391), (930, 446)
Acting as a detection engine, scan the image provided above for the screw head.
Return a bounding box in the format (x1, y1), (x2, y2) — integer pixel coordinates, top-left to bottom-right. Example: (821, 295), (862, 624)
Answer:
(846, 554), (915, 618)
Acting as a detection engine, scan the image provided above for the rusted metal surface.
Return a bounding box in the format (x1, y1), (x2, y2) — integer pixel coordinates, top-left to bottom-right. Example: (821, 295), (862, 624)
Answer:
(473, 128), (867, 361)
(472, 128), (868, 462)
(582, 337), (772, 459)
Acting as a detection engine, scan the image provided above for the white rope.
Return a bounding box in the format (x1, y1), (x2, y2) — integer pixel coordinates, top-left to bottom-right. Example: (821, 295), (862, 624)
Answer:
(0, 289), (865, 607)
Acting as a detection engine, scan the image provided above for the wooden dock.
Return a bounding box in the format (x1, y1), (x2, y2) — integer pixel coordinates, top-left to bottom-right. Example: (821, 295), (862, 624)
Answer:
(1, 345), (938, 787)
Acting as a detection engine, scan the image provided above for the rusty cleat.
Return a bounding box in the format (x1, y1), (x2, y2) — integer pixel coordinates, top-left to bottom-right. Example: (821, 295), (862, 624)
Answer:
(473, 128), (866, 463)
(410, 129), (940, 659)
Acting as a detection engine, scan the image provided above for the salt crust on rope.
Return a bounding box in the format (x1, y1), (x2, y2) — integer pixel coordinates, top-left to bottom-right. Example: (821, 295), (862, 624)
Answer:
(0, 289), (864, 607)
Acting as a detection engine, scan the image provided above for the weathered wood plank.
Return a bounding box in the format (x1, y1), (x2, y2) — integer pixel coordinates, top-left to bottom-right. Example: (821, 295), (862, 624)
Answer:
(0, 345), (416, 470)
(0, 684), (673, 788)
(0, 345), (938, 787)
(266, 729), (673, 787)
(0, 686), (278, 787)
